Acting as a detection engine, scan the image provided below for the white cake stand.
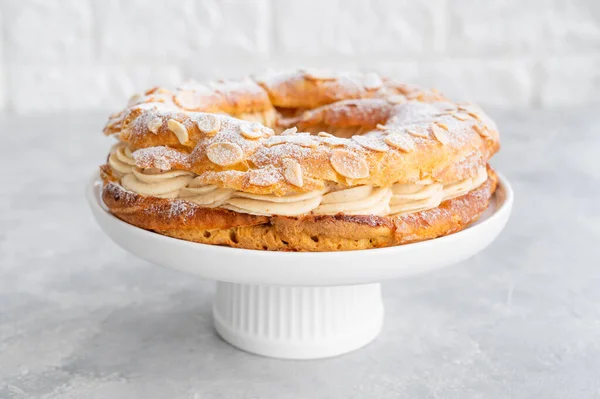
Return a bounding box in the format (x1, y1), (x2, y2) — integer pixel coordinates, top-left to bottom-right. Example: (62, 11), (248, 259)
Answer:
(87, 173), (513, 359)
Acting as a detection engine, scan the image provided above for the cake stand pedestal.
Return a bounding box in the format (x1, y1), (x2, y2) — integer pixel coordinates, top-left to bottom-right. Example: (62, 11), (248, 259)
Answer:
(213, 283), (383, 359)
(87, 174), (512, 359)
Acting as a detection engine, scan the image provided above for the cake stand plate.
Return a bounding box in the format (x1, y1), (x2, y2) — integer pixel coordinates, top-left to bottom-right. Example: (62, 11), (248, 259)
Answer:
(87, 174), (513, 359)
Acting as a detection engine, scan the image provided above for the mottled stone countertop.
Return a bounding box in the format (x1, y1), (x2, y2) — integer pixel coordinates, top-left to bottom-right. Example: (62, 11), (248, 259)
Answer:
(1, 109), (599, 399)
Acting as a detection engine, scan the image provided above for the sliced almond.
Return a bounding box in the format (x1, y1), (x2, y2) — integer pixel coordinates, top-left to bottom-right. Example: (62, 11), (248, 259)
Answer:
(458, 104), (480, 115)
(197, 114), (221, 135)
(175, 90), (200, 109)
(473, 124), (491, 138)
(318, 131), (334, 138)
(265, 136), (318, 148)
(436, 122), (449, 131)
(387, 95), (406, 104)
(240, 122), (264, 139)
(352, 135), (389, 152)
(384, 134), (415, 152)
(467, 111), (481, 120)
(303, 68), (337, 81)
(167, 119), (189, 144)
(452, 112), (469, 121)
(322, 136), (348, 147)
(282, 127), (298, 135)
(127, 93), (141, 106)
(431, 124), (450, 145)
(376, 123), (388, 131)
(406, 127), (429, 138)
(282, 159), (304, 187)
(364, 73), (383, 90)
(147, 117), (162, 134)
(206, 142), (244, 166)
(330, 150), (370, 179)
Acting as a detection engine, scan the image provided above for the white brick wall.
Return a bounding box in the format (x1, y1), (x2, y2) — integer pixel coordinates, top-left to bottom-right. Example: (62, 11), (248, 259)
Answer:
(1, 0), (599, 114)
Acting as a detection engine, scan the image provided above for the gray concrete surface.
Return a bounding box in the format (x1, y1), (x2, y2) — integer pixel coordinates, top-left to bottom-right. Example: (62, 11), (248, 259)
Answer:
(1, 109), (599, 398)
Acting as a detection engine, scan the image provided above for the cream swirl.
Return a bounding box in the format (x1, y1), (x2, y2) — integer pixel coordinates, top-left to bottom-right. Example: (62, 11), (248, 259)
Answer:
(313, 186), (392, 215)
(122, 168), (194, 198)
(389, 167), (488, 215)
(389, 182), (444, 215)
(108, 146), (488, 217)
(223, 190), (326, 216)
(108, 145), (135, 175)
(179, 178), (235, 207)
(443, 167), (488, 199)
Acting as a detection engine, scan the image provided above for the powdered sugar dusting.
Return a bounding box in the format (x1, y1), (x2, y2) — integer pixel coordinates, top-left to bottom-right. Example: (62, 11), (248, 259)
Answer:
(250, 143), (312, 167)
(195, 170), (247, 187)
(248, 165), (283, 187)
(265, 134), (319, 149)
(106, 182), (137, 206)
(167, 199), (194, 218)
(133, 146), (190, 170)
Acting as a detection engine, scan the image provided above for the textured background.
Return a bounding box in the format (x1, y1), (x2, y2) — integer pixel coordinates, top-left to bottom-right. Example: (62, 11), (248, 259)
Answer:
(1, 0), (600, 114)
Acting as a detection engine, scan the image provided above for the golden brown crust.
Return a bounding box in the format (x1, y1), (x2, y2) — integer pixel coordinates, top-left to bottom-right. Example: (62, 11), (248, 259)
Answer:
(101, 70), (500, 196)
(102, 167), (498, 252)
(255, 70), (447, 109)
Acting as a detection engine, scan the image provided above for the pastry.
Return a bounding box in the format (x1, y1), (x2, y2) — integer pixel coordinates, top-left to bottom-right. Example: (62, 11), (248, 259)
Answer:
(100, 69), (500, 251)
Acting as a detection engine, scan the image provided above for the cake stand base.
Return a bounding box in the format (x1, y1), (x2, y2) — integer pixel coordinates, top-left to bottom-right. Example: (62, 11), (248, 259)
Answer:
(213, 282), (383, 359)
(88, 172), (513, 360)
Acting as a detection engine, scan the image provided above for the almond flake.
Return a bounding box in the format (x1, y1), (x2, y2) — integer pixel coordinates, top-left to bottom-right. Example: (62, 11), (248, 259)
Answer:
(458, 104), (480, 115)
(431, 124), (450, 145)
(175, 90), (200, 110)
(197, 114), (221, 135)
(127, 94), (141, 106)
(265, 136), (318, 149)
(303, 68), (337, 81)
(387, 95), (406, 104)
(384, 134), (415, 152)
(453, 113), (470, 121)
(322, 136), (348, 147)
(436, 122), (449, 131)
(364, 73), (383, 90)
(240, 122), (265, 139)
(167, 119), (189, 144)
(467, 111), (481, 120)
(473, 124), (491, 138)
(318, 131), (334, 138)
(206, 142), (244, 166)
(330, 150), (369, 179)
(147, 117), (162, 134)
(282, 158), (304, 187)
(352, 135), (389, 152)
(376, 123), (388, 131)
(407, 127), (429, 138)
(282, 127), (298, 135)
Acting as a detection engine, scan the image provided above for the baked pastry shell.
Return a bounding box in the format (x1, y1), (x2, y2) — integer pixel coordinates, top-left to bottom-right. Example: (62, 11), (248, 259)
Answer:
(101, 165), (498, 252)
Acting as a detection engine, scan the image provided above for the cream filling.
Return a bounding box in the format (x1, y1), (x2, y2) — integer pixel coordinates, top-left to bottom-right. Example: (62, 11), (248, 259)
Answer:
(443, 167), (488, 199)
(223, 190), (326, 216)
(109, 145), (487, 216)
(108, 146), (135, 175)
(390, 182), (444, 215)
(121, 168), (194, 198)
(313, 186), (392, 215)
